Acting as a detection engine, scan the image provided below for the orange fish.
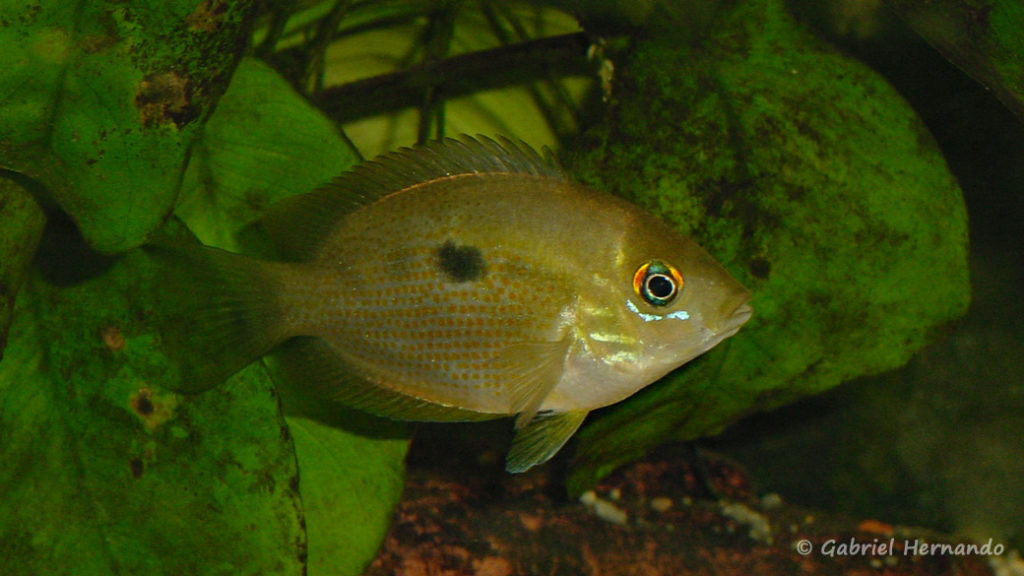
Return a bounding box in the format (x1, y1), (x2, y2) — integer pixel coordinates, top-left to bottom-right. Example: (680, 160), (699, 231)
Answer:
(152, 136), (752, 472)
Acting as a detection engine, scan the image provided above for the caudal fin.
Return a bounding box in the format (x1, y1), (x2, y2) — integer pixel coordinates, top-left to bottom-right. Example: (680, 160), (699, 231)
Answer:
(146, 243), (287, 393)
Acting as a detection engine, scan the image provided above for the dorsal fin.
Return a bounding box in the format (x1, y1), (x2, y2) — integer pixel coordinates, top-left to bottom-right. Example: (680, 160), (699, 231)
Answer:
(260, 135), (565, 260)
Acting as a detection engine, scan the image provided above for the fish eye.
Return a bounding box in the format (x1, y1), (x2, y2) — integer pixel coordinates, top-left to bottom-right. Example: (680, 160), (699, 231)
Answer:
(633, 260), (683, 307)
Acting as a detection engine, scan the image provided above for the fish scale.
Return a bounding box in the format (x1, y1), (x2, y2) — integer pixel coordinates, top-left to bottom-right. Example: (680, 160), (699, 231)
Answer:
(152, 135), (752, 472)
(279, 242), (572, 414)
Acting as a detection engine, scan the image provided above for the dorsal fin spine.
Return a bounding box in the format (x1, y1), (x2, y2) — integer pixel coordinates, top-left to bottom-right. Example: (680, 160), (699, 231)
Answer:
(259, 135), (565, 260)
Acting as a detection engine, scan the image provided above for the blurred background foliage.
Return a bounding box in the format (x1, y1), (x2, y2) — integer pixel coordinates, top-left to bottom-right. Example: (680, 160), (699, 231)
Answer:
(0, 0), (1020, 573)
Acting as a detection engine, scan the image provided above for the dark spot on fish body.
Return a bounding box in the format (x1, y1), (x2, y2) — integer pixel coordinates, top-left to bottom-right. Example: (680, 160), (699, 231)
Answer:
(437, 240), (486, 283)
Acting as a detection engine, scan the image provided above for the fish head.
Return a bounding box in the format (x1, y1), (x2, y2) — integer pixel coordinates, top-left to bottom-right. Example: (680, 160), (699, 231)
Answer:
(616, 213), (752, 376)
(555, 212), (752, 411)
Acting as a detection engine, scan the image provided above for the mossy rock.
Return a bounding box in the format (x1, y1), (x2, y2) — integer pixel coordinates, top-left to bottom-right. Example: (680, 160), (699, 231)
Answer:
(565, 0), (970, 493)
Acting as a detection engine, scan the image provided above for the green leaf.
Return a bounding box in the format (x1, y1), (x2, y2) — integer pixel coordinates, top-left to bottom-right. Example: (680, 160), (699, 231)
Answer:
(0, 51), (407, 575)
(0, 175), (46, 360)
(0, 0), (254, 253)
(281, 407), (407, 576)
(175, 55), (409, 575)
(0, 247), (305, 575)
(886, 0), (1024, 120)
(565, 0), (970, 493)
(176, 57), (359, 251)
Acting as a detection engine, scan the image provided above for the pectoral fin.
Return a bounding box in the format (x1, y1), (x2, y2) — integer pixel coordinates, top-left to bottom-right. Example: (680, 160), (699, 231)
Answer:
(500, 338), (571, 425)
(506, 410), (588, 473)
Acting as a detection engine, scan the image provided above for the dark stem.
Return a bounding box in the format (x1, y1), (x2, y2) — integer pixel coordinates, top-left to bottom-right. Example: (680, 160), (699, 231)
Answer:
(481, 3), (582, 139)
(254, 3), (293, 60)
(302, 0), (356, 95)
(312, 32), (593, 125)
(417, 4), (460, 143)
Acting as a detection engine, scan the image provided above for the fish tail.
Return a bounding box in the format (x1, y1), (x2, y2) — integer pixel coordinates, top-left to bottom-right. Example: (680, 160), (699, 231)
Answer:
(146, 243), (288, 393)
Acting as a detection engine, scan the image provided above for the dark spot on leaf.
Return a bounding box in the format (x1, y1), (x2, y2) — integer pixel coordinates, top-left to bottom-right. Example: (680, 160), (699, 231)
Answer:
(78, 34), (118, 54)
(964, 4), (992, 27)
(129, 388), (178, 431)
(134, 391), (154, 415)
(129, 458), (144, 479)
(135, 72), (198, 129)
(748, 258), (771, 279)
(186, 0), (229, 33)
(102, 324), (125, 352)
(437, 240), (486, 283)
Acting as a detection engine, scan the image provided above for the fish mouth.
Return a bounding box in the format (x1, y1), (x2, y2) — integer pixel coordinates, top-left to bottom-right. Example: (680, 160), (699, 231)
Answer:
(687, 301), (752, 358)
(731, 302), (753, 327)
(715, 302), (753, 339)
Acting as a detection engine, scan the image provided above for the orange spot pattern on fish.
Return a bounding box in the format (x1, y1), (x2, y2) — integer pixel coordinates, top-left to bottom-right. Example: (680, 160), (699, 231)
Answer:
(152, 136), (753, 472)
(300, 244), (568, 411)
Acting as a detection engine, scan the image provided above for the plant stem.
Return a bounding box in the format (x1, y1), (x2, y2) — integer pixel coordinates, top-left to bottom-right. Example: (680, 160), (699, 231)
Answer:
(313, 32), (592, 125)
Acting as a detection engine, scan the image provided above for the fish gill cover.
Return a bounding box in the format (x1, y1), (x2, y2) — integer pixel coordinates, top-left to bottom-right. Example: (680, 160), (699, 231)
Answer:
(0, 0), (1002, 573)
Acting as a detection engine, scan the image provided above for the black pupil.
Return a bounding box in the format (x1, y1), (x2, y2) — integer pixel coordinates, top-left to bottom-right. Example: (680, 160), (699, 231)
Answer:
(646, 274), (675, 299)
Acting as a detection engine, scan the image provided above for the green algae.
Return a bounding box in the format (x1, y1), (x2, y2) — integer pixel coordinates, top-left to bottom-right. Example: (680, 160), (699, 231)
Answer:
(0, 0), (253, 253)
(0, 34), (404, 576)
(0, 0), (1005, 570)
(564, 0), (971, 493)
(0, 245), (306, 575)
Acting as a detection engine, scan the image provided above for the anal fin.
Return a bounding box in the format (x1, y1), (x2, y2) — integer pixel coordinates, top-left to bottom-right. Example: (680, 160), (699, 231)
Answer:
(506, 410), (588, 473)
(274, 336), (499, 423)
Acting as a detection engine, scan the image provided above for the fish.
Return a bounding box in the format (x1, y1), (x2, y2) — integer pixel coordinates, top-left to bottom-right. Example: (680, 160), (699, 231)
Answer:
(151, 135), (752, 473)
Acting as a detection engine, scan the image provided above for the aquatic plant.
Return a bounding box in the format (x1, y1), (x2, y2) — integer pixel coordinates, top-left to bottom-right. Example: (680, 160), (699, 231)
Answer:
(2, 0), (1013, 573)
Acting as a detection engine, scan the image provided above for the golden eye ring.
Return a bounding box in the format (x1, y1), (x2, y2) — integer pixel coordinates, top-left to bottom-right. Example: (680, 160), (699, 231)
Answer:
(633, 260), (683, 307)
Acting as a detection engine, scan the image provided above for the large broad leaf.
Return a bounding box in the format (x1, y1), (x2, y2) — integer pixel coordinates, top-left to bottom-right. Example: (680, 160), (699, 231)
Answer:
(176, 56), (410, 576)
(564, 0), (970, 493)
(0, 0), (253, 253)
(176, 57), (362, 250)
(885, 0), (1024, 120)
(277, 392), (408, 576)
(0, 56), (408, 576)
(0, 246), (306, 575)
(0, 176), (45, 360)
